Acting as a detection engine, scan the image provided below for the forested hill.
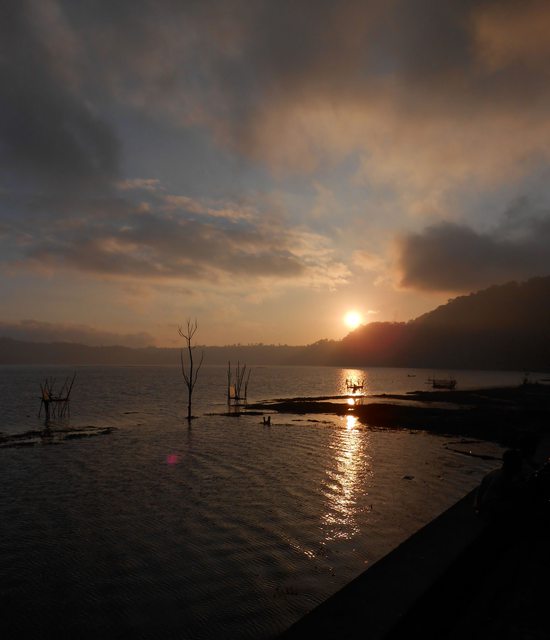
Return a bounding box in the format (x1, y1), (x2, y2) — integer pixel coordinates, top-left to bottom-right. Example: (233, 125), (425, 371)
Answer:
(0, 338), (309, 366)
(336, 277), (550, 370)
(413, 277), (550, 332)
(1, 277), (550, 370)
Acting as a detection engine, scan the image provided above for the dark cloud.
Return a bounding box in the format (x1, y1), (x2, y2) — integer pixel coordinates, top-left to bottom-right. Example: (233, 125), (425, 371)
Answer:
(9, 198), (346, 285)
(396, 203), (550, 292)
(64, 1), (550, 144)
(0, 319), (154, 347)
(1, 1), (350, 288)
(46, 0), (550, 191)
(4, 0), (550, 185)
(0, 1), (120, 192)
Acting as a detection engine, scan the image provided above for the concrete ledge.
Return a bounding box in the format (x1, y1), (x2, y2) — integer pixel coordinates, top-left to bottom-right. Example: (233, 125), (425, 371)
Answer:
(278, 488), (490, 639)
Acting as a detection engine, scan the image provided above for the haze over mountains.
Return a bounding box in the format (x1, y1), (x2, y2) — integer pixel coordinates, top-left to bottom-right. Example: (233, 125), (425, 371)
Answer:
(1, 277), (549, 371)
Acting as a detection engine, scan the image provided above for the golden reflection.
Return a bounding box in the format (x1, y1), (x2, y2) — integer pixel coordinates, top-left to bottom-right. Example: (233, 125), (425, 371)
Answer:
(320, 416), (371, 542)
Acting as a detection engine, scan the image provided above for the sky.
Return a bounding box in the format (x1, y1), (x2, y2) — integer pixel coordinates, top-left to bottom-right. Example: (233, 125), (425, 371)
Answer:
(2, 0), (550, 347)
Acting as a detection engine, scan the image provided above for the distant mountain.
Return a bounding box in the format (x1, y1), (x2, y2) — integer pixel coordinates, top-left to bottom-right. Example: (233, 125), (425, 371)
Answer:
(337, 276), (550, 370)
(0, 337), (309, 366)
(0, 338), (171, 366)
(1, 277), (549, 370)
(413, 277), (550, 332)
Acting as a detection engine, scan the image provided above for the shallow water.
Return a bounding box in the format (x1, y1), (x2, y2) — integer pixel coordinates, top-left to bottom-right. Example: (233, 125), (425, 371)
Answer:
(0, 365), (518, 638)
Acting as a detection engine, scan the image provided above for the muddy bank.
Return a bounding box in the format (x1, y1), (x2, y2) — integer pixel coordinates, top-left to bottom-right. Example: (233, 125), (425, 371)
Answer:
(0, 425), (115, 449)
(249, 383), (550, 445)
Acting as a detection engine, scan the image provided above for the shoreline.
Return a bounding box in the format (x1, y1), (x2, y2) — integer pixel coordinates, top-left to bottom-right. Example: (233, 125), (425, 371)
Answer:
(274, 389), (550, 639)
(249, 383), (550, 445)
(277, 480), (550, 640)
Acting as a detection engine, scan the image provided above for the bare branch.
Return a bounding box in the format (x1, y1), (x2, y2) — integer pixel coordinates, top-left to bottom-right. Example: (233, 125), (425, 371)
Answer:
(179, 318), (203, 421)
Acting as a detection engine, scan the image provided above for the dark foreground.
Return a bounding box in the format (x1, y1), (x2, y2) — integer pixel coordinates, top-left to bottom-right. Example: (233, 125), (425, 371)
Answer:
(278, 492), (550, 640)
(440, 520), (550, 640)
(277, 432), (550, 640)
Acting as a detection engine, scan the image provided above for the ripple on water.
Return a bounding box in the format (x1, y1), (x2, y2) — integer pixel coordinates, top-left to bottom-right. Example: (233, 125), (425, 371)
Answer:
(0, 366), (506, 639)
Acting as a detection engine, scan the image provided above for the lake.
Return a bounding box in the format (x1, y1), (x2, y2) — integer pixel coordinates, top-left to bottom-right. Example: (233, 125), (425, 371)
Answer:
(0, 364), (522, 638)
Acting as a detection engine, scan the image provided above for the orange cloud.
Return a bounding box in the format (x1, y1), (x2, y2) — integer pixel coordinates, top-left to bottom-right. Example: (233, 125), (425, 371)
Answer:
(474, 1), (550, 71)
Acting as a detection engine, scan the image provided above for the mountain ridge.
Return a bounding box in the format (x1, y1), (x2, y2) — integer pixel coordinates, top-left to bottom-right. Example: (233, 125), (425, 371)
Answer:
(1, 276), (549, 370)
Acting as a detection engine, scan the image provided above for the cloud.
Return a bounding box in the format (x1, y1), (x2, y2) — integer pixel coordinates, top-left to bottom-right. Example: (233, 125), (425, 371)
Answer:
(396, 201), (550, 292)
(473, 1), (550, 72)
(352, 250), (386, 273)
(44, 0), (549, 211)
(6, 1), (550, 199)
(4, 191), (349, 289)
(162, 195), (255, 221)
(0, 319), (155, 347)
(0, 1), (120, 193)
(117, 178), (162, 192)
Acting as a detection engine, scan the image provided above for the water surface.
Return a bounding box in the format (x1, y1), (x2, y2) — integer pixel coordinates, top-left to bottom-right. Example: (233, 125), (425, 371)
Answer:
(0, 365), (514, 638)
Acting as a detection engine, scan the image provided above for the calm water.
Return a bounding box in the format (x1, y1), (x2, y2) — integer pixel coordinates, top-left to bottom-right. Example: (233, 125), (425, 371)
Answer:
(0, 365), (524, 638)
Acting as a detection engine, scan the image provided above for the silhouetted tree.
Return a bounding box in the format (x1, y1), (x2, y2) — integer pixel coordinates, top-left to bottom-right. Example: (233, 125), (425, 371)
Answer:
(179, 319), (204, 421)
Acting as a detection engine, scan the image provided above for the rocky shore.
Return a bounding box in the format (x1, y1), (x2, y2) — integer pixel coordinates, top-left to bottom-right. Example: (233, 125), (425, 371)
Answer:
(249, 383), (550, 446)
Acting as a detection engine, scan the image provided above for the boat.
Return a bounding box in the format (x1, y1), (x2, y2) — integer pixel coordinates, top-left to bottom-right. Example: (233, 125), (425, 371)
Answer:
(427, 377), (457, 390)
(345, 378), (365, 392)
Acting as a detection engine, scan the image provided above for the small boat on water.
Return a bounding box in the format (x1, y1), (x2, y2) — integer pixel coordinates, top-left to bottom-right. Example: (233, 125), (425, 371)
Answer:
(346, 378), (365, 392)
(427, 377), (457, 390)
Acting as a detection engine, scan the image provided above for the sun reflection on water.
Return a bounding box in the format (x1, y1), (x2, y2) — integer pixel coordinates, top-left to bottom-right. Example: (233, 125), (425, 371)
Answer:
(321, 414), (371, 542)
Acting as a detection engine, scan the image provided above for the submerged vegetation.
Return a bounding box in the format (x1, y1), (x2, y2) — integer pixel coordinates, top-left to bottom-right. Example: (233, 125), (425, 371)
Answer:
(179, 319), (204, 421)
(0, 425), (115, 449)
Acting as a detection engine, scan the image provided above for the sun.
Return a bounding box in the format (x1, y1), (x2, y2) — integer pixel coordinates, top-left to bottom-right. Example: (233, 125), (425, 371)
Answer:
(343, 310), (362, 330)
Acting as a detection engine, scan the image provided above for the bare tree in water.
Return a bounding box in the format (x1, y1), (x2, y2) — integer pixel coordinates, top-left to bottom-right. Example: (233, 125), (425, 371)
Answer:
(179, 319), (204, 421)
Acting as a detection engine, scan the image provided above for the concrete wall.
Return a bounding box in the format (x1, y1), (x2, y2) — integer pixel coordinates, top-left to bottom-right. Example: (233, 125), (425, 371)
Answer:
(277, 488), (492, 639)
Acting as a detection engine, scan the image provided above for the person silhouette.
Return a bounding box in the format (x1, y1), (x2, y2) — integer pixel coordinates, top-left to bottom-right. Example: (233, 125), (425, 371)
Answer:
(516, 432), (540, 477)
(475, 449), (526, 519)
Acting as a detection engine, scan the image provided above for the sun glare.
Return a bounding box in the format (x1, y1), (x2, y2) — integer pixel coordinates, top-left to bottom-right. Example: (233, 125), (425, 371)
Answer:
(343, 310), (362, 330)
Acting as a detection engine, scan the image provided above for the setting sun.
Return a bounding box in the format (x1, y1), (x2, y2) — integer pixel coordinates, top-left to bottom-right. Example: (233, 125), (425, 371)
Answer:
(343, 310), (362, 330)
